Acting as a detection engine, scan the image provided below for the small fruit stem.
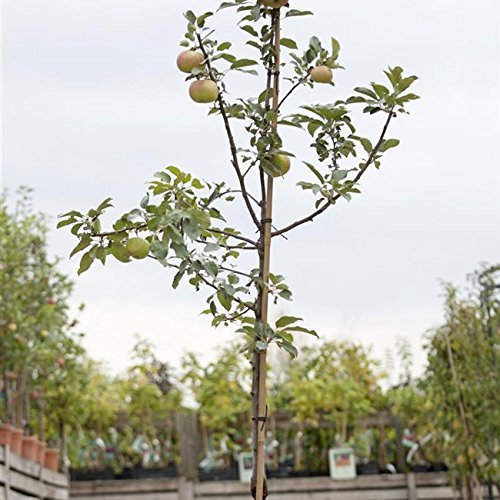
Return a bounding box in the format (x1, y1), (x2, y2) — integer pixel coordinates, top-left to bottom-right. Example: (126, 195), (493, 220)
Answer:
(253, 9), (281, 500)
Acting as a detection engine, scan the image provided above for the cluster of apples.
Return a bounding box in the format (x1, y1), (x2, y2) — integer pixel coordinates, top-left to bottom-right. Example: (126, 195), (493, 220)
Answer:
(176, 50), (219, 103)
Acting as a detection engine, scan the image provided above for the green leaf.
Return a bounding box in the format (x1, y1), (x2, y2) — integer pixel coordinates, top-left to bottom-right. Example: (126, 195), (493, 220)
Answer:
(303, 162), (324, 183)
(360, 138), (373, 153)
(281, 38), (298, 50)
(379, 138), (400, 152)
(398, 75), (418, 92)
(240, 25), (258, 37)
(57, 218), (76, 229)
(96, 197), (113, 212)
(372, 83), (389, 98)
(354, 87), (378, 99)
(278, 289), (293, 301)
(77, 251), (94, 275)
(203, 261), (219, 277)
(276, 316), (302, 329)
(217, 2), (236, 11)
(278, 341), (298, 358)
(346, 96), (367, 104)
(140, 194), (150, 209)
(217, 291), (232, 311)
(183, 10), (196, 23)
(183, 218), (200, 240)
(286, 325), (319, 337)
(256, 340), (268, 351)
(172, 270), (184, 289)
(167, 165), (182, 177)
(331, 37), (340, 60)
(231, 58), (258, 69)
(285, 9), (313, 18)
(204, 242), (220, 253)
(109, 242), (130, 263)
(70, 235), (92, 258)
(217, 41), (232, 51)
(150, 240), (168, 260)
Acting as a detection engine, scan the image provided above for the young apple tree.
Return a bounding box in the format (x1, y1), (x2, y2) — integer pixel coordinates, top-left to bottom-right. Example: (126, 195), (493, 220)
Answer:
(59, 1), (418, 497)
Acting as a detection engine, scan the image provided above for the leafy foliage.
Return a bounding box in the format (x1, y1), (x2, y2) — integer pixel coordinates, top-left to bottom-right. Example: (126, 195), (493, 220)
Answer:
(421, 267), (499, 493)
(58, 1), (418, 359)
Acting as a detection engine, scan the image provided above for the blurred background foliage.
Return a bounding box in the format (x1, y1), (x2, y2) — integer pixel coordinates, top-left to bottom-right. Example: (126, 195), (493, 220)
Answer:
(1, 189), (498, 487)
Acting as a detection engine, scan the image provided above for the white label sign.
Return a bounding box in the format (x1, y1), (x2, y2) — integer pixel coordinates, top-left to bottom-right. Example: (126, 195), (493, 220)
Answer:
(238, 452), (253, 483)
(328, 447), (357, 480)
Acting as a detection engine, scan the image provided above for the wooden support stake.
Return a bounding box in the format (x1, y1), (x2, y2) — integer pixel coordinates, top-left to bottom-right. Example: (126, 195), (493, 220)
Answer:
(253, 10), (281, 500)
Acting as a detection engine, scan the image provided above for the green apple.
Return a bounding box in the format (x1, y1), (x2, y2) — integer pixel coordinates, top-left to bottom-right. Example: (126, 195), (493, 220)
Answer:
(40, 330), (49, 340)
(189, 80), (219, 103)
(261, 0), (288, 8)
(311, 65), (333, 84)
(126, 237), (150, 260)
(176, 50), (204, 73)
(272, 154), (291, 177)
(7, 322), (17, 332)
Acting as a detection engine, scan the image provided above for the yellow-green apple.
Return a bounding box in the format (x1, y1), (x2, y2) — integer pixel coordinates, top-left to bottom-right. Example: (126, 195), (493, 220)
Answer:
(7, 322), (17, 332)
(311, 65), (333, 83)
(176, 50), (204, 73)
(126, 237), (150, 260)
(189, 80), (219, 103)
(272, 154), (291, 177)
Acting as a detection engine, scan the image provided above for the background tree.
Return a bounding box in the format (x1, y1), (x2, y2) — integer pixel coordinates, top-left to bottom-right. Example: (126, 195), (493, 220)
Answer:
(422, 266), (499, 499)
(59, 1), (418, 496)
(0, 188), (81, 432)
(181, 343), (251, 464)
(270, 340), (383, 471)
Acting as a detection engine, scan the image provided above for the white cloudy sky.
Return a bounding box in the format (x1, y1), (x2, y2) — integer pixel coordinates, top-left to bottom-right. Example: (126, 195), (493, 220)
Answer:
(3, 0), (499, 379)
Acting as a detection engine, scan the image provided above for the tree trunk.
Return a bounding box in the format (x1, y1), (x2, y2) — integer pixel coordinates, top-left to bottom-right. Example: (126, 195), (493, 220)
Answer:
(15, 367), (28, 428)
(59, 417), (67, 473)
(2, 368), (14, 425)
(250, 9), (281, 500)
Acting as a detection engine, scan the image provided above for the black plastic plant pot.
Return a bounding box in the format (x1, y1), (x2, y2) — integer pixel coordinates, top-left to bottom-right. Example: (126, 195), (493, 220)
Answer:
(70, 467), (115, 481)
(199, 465), (239, 482)
(430, 462), (447, 472)
(267, 466), (293, 479)
(412, 463), (431, 472)
(357, 462), (380, 475)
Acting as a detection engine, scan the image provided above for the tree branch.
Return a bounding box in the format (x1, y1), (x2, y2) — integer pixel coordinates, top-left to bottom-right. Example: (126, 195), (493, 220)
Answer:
(271, 108), (395, 237)
(167, 261), (256, 312)
(196, 33), (261, 229)
(276, 73), (310, 113)
(210, 228), (258, 247)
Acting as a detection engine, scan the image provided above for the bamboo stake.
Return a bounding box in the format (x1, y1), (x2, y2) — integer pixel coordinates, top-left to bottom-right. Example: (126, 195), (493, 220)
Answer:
(253, 9), (281, 500)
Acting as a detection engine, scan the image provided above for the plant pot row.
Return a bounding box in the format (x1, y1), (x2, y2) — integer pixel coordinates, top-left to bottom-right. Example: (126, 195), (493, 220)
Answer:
(0, 423), (59, 471)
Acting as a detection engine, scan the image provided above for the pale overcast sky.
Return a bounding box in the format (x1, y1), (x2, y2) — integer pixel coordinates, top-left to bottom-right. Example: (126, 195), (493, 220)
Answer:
(3, 0), (499, 378)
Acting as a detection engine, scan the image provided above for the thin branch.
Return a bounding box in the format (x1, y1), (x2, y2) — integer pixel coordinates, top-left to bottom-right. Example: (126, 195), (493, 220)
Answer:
(271, 108), (395, 237)
(197, 271), (256, 312)
(95, 223), (257, 248)
(196, 32), (261, 229)
(276, 73), (310, 113)
(95, 223), (147, 238)
(195, 239), (255, 251)
(168, 261), (256, 312)
(210, 228), (258, 247)
(218, 306), (253, 323)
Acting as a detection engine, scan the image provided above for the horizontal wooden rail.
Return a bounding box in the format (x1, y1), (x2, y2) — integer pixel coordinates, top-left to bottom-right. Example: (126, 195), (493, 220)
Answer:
(70, 472), (500, 500)
(0, 446), (69, 500)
